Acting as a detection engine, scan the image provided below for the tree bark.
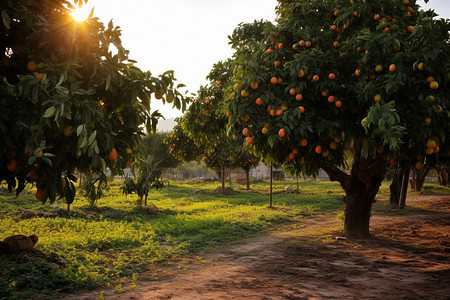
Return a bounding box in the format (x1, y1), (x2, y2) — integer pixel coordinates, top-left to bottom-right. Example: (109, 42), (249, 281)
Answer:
(389, 165), (409, 208)
(437, 165), (449, 187)
(411, 167), (428, 192)
(245, 168), (250, 190)
(221, 163), (226, 194)
(269, 163), (273, 208)
(322, 155), (387, 239)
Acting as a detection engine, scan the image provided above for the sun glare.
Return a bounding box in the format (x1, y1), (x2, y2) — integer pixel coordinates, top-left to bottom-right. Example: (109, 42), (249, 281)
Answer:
(71, 5), (93, 22)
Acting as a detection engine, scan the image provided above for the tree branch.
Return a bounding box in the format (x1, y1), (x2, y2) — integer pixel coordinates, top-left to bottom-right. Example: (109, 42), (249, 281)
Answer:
(321, 164), (349, 187)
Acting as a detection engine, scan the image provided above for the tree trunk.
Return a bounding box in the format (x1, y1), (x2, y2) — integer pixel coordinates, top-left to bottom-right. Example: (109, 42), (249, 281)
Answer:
(322, 155), (387, 239)
(437, 165), (449, 186)
(411, 167), (428, 192)
(245, 168), (250, 190)
(296, 174), (299, 192)
(221, 163), (226, 194)
(144, 194), (148, 206)
(389, 165), (409, 208)
(269, 163), (273, 208)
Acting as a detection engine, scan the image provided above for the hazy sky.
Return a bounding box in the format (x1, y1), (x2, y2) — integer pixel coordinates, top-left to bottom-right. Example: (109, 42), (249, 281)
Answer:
(78, 0), (449, 119)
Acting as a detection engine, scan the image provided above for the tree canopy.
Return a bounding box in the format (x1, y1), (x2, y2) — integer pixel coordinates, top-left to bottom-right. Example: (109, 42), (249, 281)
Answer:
(0, 0), (190, 203)
(225, 0), (449, 237)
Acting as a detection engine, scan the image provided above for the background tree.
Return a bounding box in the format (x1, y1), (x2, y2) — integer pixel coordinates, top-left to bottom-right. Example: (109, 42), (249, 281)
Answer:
(225, 0), (449, 238)
(0, 0), (190, 204)
(141, 132), (181, 170)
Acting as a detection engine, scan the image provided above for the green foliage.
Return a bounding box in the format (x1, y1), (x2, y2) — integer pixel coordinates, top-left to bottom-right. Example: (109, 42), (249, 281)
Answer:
(0, 0), (190, 204)
(226, 0), (450, 176)
(80, 172), (107, 208)
(140, 132), (181, 170)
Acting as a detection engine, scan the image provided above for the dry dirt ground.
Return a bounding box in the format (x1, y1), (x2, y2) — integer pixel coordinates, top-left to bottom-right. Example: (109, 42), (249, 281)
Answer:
(66, 195), (450, 300)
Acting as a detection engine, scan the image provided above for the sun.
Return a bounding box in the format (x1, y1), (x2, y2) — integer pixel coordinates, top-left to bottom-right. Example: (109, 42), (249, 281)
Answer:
(70, 5), (93, 22)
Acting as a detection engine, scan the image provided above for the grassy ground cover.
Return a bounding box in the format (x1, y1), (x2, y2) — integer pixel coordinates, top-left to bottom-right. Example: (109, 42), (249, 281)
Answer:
(0, 178), (446, 299)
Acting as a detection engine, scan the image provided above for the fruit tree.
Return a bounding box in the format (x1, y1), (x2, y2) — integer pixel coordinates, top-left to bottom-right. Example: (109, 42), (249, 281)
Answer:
(0, 0), (190, 204)
(225, 0), (449, 238)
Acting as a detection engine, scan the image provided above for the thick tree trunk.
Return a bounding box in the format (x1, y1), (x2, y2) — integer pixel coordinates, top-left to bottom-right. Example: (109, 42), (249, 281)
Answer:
(322, 155), (387, 239)
(411, 167), (428, 192)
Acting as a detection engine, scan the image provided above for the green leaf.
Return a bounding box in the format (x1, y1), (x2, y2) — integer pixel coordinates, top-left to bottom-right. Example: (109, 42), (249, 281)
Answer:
(43, 107), (56, 118)
(1, 10), (11, 29)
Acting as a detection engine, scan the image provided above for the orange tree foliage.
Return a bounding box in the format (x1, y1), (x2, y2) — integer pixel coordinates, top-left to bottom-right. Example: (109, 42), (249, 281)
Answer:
(0, 0), (190, 203)
(225, 0), (449, 238)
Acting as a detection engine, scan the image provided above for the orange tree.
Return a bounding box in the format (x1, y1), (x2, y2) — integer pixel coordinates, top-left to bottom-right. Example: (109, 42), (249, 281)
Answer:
(0, 0), (190, 204)
(182, 60), (260, 191)
(165, 121), (205, 163)
(225, 0), (449, 238)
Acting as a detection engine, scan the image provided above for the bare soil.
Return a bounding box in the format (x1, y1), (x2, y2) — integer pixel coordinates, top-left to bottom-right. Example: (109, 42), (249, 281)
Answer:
(66, 195), (450, 299)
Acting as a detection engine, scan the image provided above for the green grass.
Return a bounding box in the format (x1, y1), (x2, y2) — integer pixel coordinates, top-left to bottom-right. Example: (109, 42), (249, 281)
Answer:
(0, 178), (445, 299)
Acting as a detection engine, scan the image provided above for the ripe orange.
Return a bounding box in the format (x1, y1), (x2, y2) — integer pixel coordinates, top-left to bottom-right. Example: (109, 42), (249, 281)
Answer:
(328, 95), (335, 103)
(277, 77), (283, 84)
(276, 109), (283, 116)
(6, 159), (17, 172)
(298, 69), (305, 78)
(389, 158), (395, 165)
(35, 189), (45, 201)
(433, 146), (440, 153)
(250, 82), (259, 90)
(204, 99), (210, 104)
(274, 60), (281, 67)
(424, 117), (431, 124)
(334, 10), (340, 17)
(328, 73), (336, 80)
(333, 136), (342, 143)
(321, 91), (328, 97)
(108, 148), (118, 161)
(425, 148), (434, 155)
(335, 100), (342, 107)
(262, 127), (268, 134)
(288, 153), (295, 160)
(266, 49), (273, 54)
(27, 61), (38, 72)
(374, 14), (380, 21)
(329, 141), (337, 150)
(331, 24), (337, 31)
(125, 148), (133, 154)
(417, 62), (424, 70)
(281, 105), (288, 111)
(278, 43), (284, 49)
(312, 75), (319, 82)
(356, 46), (363, 52)
(429, 81), (439, 89)
(255, 98), (262, 105)
(289, 88), (296, 95)
(35, 73), (45, 81)
(333, 41), (339, 48)
(126, 159), (133, 167)
(315, 145), (322, 154)
(216, 81), (221, 86)
(355, 69), (361, 76)
(353, 11), (358, 17)
(426, 76), (434, 83)
(295, 94), (303, 101)
(234, 83), (243, 90)
(299, 40), (305, 47)
(241, 90), (249, 97)
(298, 106), (305, 113)
(369, 74), (376, 80)
(242, 128), (249, 136)
(389, 64), (396, 72)
(278, 128), (285, 138)
(246, 137), (254, 146)
(384, 27), (391, 33)
(63, 125), (73, 137)
(415, 161), (423, 170)
(35, 150), (43, 158)
(292, 148), (299, 154)
(407, 25), (414, 32)
(305, 41), (311, 47)
(300, 138), (308, 147)
(270, 77), (278, 85)
(227, 110), (233, 117)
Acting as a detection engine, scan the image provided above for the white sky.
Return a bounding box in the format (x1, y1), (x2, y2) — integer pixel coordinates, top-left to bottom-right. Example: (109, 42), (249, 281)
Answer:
(79, 0), (449, 119)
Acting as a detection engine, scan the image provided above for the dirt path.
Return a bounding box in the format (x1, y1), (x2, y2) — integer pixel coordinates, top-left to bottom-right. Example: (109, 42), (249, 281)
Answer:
(67, 195), (450, 299)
